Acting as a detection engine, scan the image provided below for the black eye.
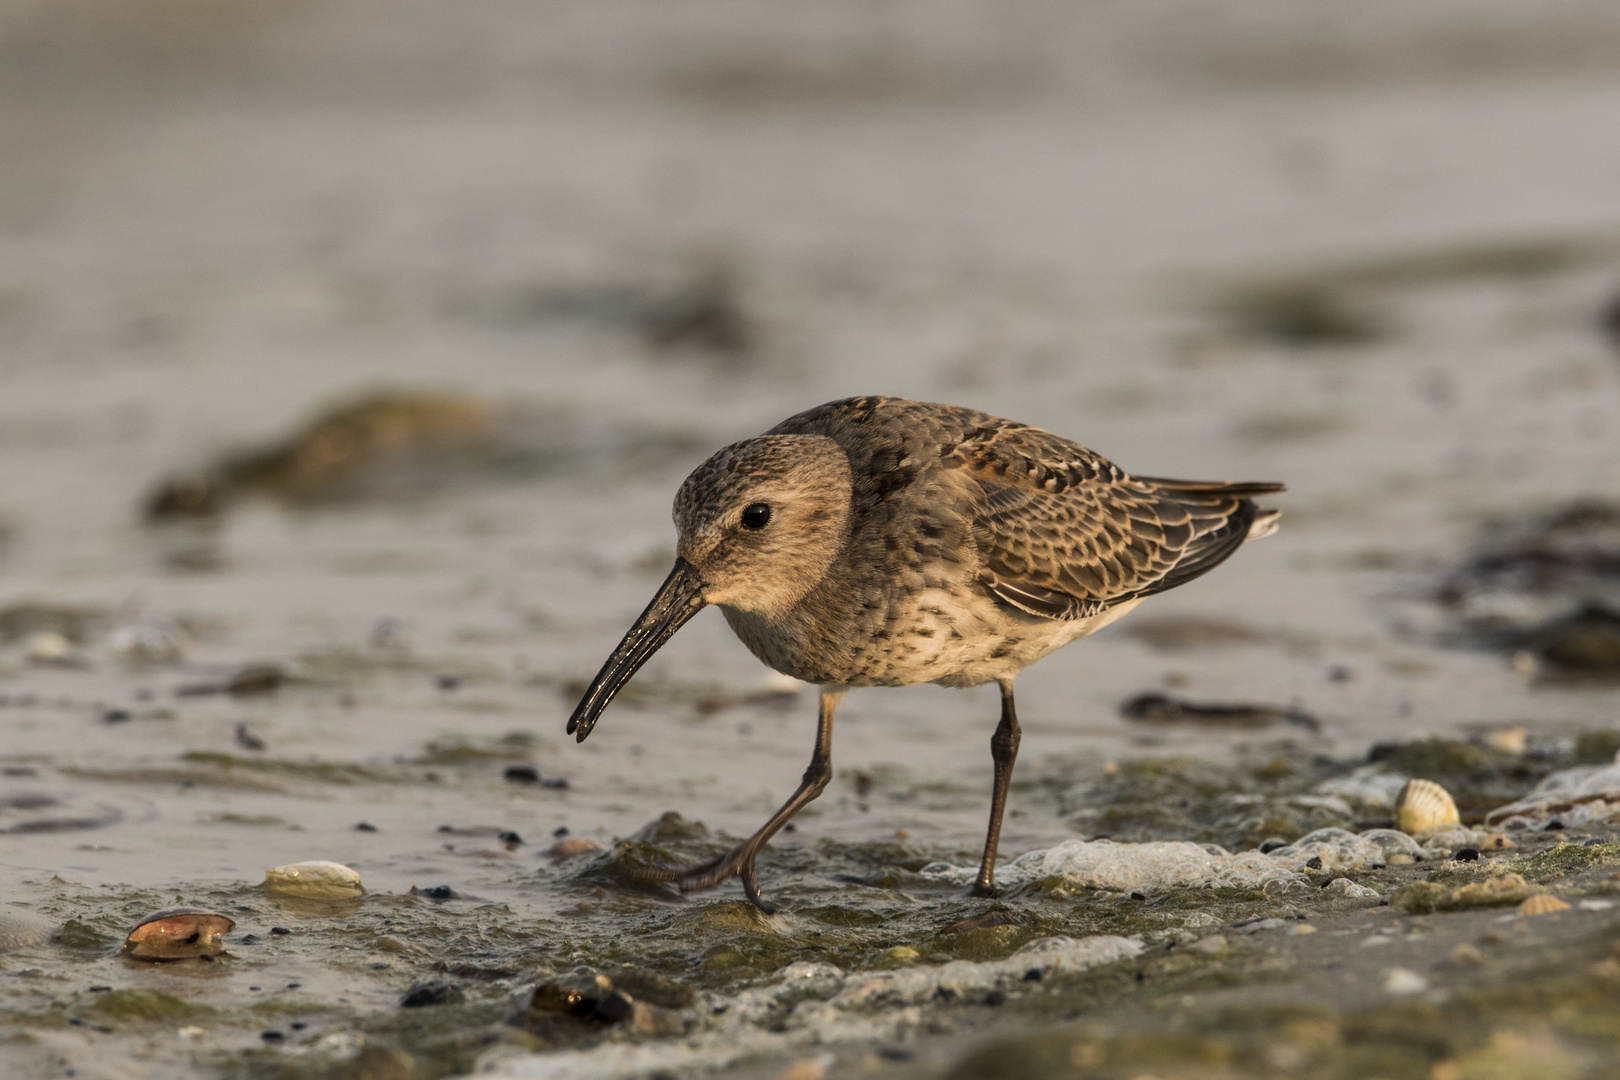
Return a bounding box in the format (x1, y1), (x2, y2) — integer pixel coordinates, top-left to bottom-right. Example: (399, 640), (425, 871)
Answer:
(741, 503), (772, 530)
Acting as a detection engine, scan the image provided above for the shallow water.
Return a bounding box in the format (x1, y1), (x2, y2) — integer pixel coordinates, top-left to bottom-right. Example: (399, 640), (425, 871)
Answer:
(6, 1), (1620, 1077)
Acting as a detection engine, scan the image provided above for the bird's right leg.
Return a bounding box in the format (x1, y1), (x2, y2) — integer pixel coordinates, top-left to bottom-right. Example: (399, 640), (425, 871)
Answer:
(637, 688), (842, 913)
(971, 678), (1021, 896)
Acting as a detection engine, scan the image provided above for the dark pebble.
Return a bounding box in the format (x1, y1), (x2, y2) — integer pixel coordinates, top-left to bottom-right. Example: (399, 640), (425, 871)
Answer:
(1022, 968), (1043, 982)
(1305, 856), (1324, 870)
(1327, 665), (1353, 682)
(498, 830), (522, 846)
(372, 963), (391, 970)
(355, 822), (378, 832)
(88, 986), (110, 993)
(261, 1031), (284, 1041)
(553, 826), (570, 837)
(540, 776), (569, 789)
(436, 675), (461, 691)
(503, 765), (539, 784)
(878, 1048), (913, 1062)
(1583, 838), (1604, 846)
(240, 934), (260, 945)
(1367, 742), (1400, 763)
(287, 983), (300, 988)
(985, 990), (1007, 1006)
(290, 1022), (306, 1030)
(103, 709), (132, 723)
(422, 885), (454, 900)
(250, 986), (261, 992)
(1455, 847), (1480, 862)
(400, 982), (464, 1008)
(783, 823), (796, 833)
(1258, 838), (1289, 854)
(1130, 891), (1146, 901)
(270, 927), (291, 936)
(2, 766), (36, 776)
(1545, 820), (1565, 831)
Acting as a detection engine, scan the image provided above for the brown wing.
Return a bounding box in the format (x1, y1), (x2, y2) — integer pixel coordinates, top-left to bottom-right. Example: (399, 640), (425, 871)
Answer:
(942, 424), (1284, 620)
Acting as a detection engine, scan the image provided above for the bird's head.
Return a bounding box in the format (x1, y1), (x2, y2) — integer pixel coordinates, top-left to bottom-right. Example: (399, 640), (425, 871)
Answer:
(673, 434), (853, 618)
(566, 434), (851, 741)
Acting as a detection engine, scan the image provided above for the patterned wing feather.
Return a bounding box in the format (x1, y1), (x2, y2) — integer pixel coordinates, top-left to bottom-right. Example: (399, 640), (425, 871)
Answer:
(943, 424), (1283, 620)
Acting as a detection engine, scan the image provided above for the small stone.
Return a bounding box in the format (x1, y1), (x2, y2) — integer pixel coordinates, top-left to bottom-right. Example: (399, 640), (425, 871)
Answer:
(355, 822), (378, 832)
(503, 765), (540, 784)
(0, 908), (57, 952)
(263, 860), (362, 899)
(1289, 923), (1317, 936)
(1304, 856), (1323, 870)
(1190, 935), (1228, 956)
(776, 1060), (827, 1080)
(270, 927), (291, 936)
(261, 1030), (284, 1041)
(885, 946), (920, 962)
(546, 837), (602, 861)
(418, 885), (454, 901)
(103, 709), (132, 723)
(1578, 899), (1615, 911)
(1454, 848), (1480, 862)
(1258, 838), (1289, 854)
(498, 831), (522, 847)
(1383, 967), (1430, 995)
(1451, 943), (1487, 967)
(400, 982), (463, 1008)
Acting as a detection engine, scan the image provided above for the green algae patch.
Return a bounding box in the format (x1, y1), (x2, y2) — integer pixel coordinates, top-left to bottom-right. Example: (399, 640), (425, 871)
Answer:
(1392, 873), (1537, 914)
(1511, 842), (1620, 881)
(89, 989), (211, 1023)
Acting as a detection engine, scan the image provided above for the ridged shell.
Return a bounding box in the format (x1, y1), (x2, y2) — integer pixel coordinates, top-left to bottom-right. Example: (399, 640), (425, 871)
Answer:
(1394, 778), (1460, 835)
(124, 906), (235, 959)
(1517, 894), (1571, 916)
(263, 860), (363, 899)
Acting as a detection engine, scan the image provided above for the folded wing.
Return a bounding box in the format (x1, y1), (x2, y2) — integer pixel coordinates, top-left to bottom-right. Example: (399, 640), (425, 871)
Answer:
(941, 424), (1284, 620)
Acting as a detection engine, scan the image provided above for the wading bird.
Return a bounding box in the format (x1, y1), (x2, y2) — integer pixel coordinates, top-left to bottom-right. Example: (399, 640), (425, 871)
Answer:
(568, 396), (1283, 911)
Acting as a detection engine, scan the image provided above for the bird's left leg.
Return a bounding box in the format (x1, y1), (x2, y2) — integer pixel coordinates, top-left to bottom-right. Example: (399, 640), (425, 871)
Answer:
(971, 678), (1021, 896)
(638, 688), (842, 913)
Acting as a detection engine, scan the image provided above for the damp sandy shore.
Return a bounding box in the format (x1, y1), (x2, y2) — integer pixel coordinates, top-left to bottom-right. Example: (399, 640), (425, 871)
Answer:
(4, 2), (1620, 1077)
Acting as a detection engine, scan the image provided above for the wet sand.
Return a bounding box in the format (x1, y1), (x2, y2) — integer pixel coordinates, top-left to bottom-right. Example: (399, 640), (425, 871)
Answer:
(4, 1), (1620, 1077)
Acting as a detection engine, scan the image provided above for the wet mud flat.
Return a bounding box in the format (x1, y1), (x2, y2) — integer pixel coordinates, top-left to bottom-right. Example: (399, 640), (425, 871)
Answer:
(6, 635), (1620, 1080)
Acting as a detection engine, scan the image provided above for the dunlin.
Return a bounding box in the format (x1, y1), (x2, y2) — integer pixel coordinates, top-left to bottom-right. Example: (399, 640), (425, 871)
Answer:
(569, 396), (1283, 910)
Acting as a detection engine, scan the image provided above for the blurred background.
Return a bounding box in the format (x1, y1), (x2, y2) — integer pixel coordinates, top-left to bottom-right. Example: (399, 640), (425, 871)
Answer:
(5, 3), (1620, 1072)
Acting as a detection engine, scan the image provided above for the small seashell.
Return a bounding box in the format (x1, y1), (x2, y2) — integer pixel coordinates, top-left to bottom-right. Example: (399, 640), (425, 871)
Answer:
(263, 860), (363, 899)
(1517, 894), (1571, 916)
(1479, 726), (1526, 755)
(124, 907), (234, 959)
(1394, 778), (1460, 835)
(1478, 834), (1516, 850)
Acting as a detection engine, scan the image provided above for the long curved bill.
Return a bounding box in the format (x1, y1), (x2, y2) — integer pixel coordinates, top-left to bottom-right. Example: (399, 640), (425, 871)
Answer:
(567, 559), (708, 742)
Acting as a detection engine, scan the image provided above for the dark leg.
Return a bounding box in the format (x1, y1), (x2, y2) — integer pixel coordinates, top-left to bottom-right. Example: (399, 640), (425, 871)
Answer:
(639, 689), (841, 913)
(972, 679), (1021, 895)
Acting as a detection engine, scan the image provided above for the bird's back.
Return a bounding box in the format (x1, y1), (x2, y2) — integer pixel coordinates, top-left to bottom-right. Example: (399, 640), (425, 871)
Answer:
(743, 396), (1282, 687)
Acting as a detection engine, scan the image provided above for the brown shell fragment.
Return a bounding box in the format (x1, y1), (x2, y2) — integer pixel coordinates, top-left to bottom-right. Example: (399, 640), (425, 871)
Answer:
(1517, 894), (1571, 916)
(124, 907), (235, 960)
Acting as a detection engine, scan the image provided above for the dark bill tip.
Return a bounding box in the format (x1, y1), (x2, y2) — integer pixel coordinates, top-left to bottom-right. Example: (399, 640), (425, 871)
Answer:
(567, 559), (707, 743)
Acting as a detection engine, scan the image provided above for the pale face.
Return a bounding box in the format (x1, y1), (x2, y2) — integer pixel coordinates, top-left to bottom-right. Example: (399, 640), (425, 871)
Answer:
(673, 434), (854, 619)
